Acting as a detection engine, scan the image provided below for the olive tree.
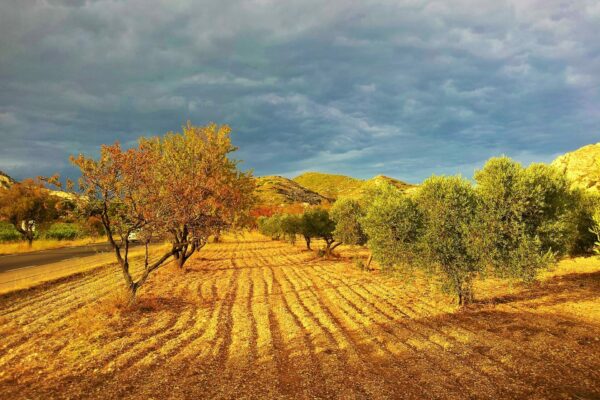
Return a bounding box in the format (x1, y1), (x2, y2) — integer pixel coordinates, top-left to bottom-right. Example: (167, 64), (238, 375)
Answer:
(299, 209), (320, 249)
(330, 198), (369, 263)
(415, 176), (482, 305)
(474, 157), (572, 281)
(280, 214), (302, 244)
(331, 198), (367, 246)
(361, 183), (422, 271)
(258, 214), (283, 240)
(301, 208), (339, 256)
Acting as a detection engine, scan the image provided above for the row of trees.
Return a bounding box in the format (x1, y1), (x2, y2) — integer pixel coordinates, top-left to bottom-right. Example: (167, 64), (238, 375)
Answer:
(257, 208), (341, 255)
(365, 157), (597, 304)
(257, 197), (368, 257)
(260, 157), (597, 305)
(59, 122), (254, 301)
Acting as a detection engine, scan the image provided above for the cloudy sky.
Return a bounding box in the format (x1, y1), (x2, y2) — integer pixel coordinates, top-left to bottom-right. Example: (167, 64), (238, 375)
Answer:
(0, 0), (598, 183)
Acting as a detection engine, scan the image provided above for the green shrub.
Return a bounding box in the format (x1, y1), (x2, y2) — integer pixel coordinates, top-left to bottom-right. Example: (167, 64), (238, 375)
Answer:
(0, 221), (21, 242)
(44, 223), (83, 240)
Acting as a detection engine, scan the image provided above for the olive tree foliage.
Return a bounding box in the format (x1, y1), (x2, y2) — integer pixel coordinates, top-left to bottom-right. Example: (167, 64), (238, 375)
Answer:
(258, 208), (341, 255)
(361, 183), (422, 271)
(279, 214), (302, 244)
(71, 123), (255, 301)
(474, 157), (573, 281)
(299, 209), (321, 250)
(571, 191), (600, 255)
(330, 198), (367, 246)
(257, 213), (302, 245)
(302, 208), (339, 256)
(415, 176), (482, 305)
(589, 208), (600, 256)
(257, 215), (282, 240)
(0, 179), (59, 246)
(363, 177), (483, 305)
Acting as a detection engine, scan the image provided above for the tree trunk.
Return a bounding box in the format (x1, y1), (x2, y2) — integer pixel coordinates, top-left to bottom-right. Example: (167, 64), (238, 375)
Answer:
(366, 253), (373, 270)
(457, 278), (474, 306)
(178, 244), (188, 268)
(127, 282), (139, 304)
(304, 236), (311, 250)
(325, 241), (341, 257)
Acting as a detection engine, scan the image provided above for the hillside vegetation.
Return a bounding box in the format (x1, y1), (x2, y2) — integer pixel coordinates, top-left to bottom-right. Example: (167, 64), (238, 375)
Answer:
(255, 175), (329, 206)
(293, 172), (415, 200)
(552, 142), (600, 192)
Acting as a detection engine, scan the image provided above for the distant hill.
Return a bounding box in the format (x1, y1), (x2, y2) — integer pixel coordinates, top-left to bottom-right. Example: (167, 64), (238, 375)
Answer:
(293, 172), (363, 199)
(255, 176), (330, 206)
(0, 171), (16, 190)
(551, 143), (600, 192)
(0, 170), (76, 200)
(293, 172), (415, 200)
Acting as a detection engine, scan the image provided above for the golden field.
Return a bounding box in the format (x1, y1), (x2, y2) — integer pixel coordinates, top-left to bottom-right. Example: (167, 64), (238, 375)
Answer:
(0, 233), (598, 399)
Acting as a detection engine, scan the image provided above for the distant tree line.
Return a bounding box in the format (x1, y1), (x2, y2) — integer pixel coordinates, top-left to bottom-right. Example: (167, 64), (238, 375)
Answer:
(258, 156), (600, 305)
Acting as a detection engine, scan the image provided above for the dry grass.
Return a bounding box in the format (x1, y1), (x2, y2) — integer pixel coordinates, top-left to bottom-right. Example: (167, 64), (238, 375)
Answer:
(0, 233), (598, 399)
(0, 237), (104, 255)
(0, 243), (170, 295)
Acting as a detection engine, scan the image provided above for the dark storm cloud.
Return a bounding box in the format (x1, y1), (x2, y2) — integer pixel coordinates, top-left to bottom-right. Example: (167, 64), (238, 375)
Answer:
(1, 0), (599, 182)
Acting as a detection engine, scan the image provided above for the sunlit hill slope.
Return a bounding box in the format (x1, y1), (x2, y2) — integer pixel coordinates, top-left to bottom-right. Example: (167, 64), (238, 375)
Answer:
(552, 142), (600, 192)
(293, 172), (416, 200)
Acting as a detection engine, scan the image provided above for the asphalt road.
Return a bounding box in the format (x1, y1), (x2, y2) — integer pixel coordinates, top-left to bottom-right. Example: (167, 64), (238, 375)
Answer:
(0, 243), (118, 273)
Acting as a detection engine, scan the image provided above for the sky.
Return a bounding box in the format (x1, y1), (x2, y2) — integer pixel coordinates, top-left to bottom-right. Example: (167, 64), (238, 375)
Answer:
(0, 0), (599, 184)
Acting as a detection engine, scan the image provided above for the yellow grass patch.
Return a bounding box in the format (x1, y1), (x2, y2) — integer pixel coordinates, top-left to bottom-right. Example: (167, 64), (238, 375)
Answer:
(0, 237), (104, 255)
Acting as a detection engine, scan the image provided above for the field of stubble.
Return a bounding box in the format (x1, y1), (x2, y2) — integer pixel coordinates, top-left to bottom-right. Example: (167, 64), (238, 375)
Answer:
(0, 233), (599, 399)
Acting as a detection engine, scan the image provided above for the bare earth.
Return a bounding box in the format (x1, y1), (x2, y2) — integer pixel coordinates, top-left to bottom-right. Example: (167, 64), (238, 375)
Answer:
(0, 235), (599, 399)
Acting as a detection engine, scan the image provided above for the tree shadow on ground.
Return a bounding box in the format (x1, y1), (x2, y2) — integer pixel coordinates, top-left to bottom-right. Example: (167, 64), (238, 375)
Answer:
(476, 270), (600, 309)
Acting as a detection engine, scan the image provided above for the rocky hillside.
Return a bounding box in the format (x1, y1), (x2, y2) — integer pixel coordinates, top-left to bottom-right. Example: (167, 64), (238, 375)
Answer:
(551, 143), (600, 192)
(255, 176), (330, 206)
(293, 172), (415, 200)
(0, 170), (76, 200)
(0, 171), (16, 190)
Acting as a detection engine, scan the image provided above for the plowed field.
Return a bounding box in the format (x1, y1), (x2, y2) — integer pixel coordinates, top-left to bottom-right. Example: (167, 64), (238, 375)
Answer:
(0, 234), (599, 399)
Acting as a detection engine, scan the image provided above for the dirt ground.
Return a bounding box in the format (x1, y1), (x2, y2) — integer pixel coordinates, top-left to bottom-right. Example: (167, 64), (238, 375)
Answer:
(0, 234), (599, 399)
